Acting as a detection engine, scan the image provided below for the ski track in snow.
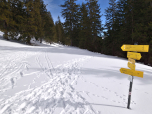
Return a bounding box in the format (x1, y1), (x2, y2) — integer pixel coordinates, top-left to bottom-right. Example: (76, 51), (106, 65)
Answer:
(0, 47), (99, 114)
(0, 48), (37, 94)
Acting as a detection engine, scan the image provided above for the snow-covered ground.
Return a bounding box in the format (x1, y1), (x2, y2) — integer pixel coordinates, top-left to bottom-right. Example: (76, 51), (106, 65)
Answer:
(0, 31), (3, 36)
(0, 35), (152, 114)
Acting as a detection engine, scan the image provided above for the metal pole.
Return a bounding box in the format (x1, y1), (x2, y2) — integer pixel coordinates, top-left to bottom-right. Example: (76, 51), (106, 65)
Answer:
(127, 75), (133, 109)
(127, 43), (137, 109)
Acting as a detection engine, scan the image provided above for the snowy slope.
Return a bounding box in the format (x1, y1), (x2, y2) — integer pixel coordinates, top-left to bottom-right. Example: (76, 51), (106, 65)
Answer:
(0, 38), (152, 114)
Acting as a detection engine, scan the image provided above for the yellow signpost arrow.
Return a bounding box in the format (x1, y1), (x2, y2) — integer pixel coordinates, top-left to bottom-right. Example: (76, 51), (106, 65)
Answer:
(127, 52), (142, 60)
(128, 58), (135, 64)
(128, 62), (135, 70)
(121, 45), (149, 52)
(120, 44), (149, 109)
(120, 68), (143, 78)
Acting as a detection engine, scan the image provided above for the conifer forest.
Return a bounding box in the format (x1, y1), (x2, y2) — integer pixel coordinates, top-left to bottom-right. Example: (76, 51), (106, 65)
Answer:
(0, 0), (152, 66)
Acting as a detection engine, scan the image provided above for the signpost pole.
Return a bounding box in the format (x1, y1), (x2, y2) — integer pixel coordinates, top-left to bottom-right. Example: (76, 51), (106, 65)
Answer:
(120, 43), (149, 109)
(127, 75), (133, 109)
(127, 43), (137, 109)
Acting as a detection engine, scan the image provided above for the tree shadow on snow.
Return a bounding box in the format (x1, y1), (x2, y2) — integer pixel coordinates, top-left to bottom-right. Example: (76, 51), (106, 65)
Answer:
(90, 103), (126, 109)
(0, 45), (127, 61)
(80, 67), (152, 85)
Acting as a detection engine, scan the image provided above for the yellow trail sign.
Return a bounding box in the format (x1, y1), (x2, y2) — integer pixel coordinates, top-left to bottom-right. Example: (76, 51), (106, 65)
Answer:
(121, 45), (149, 52)
(127, 52), (142, 60)
(128, 62), (136, 70)
(120, 68), (143, 78)
(128, 58), (135, 64)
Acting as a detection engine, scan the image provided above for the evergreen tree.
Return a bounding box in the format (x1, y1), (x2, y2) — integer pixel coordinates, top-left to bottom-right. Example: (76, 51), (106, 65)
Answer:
(104, 0), (152, 66)
(114, 0), (127, 57)
(9, 0), (24, 40)
(23, 0), (37, 44)
(55, 16), (65, 44)
(43, 11), (55, 43)
(0, 0), (14, 40)
(132, 0), (152, 65)
(104, 0), (117, 55)
(78, 3), (90, 49)
(0, 0), (55, 45)
(60, 0), (79, 46)
(33, 0), (44, 43)
(86, 0), (103, 51)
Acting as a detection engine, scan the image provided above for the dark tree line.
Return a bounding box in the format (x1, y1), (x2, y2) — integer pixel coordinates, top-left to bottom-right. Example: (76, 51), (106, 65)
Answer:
(0, 0), (56, 44)
(60, 0), (103, 52)
(60, 0), (152, 66)
(0, 0), (152, 66)
(104, 0), (152, 65)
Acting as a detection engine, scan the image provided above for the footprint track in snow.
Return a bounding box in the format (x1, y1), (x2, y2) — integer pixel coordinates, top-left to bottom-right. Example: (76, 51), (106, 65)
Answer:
(0, 50), (37, 93)
(0, 56), (98, 114)
(80, 77), (137, 105)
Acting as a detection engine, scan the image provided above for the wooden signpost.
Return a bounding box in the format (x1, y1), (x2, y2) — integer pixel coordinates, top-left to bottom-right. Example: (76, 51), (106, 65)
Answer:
(121, 45), (149, 52)
(127, 52), (142, 60)
(120, 44), (149, 109)
(127, 62), (135, 71)
(120, 68), (143, 78)
(128, 58), (135, 64)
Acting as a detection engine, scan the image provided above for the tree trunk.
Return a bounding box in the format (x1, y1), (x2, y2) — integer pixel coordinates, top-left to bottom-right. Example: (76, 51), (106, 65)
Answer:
(26, 36), (31, 44)
(4, 20), (9, 40)
(144, 53), (149, 65)
(40, 38), (42, 43)
(70, 29), (73, 46)
(112, 38), (114, 55)
(4, 31), (8, 40)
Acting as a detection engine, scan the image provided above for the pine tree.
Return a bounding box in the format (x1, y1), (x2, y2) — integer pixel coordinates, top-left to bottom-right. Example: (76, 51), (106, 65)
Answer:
(104, 0), (152, 66)
(60, 0), (79, 46)
(9, 0), (24, 40)
(0, 0), (55, 45)
(33, 0), (45, 43)
(55, 16), (65, 44)
(23, 0), (37, 44)
(132, 0), (152, 65)
(104, 0), (117, 55)
(108, 0), (127, 57)
(43, 11), (55, 43)
(0, 0), (14, 40)
(78, 3), (90, 49)
(86, 0), (102, 51)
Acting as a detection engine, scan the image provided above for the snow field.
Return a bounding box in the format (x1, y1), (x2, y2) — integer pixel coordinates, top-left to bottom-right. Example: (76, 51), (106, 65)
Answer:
(0, 38), (152, 114)
(0, 55), (97, 114)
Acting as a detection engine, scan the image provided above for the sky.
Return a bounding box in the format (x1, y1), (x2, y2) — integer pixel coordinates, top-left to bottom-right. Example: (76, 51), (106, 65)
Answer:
(43, 0), (110, 25)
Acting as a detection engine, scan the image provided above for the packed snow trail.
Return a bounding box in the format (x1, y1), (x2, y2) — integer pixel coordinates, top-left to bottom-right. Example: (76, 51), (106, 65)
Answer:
(0, 46), (37, 95)
(0, 39), (99, 113)
(0, 56), (99, 114)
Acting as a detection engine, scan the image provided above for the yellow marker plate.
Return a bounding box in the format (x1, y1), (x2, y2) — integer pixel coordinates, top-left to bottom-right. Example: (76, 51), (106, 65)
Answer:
(127, 52), (142, 60)
(120, 68), (143, 78)
(121, 45), (149, 52)
(128, 62), (136, 70)
(128, 58), (135, 64)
